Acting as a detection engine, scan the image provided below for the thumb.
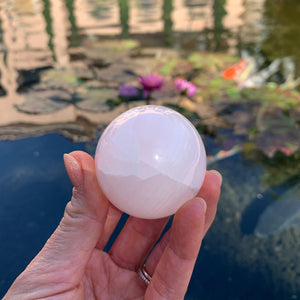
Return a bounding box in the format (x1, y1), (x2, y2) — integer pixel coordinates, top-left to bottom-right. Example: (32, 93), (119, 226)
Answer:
(27, 151), (109, 281)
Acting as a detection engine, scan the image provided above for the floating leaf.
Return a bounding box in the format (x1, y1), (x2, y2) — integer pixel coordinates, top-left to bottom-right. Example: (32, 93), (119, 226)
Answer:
(15, 89), (71, 114)
(74, 87), (118, 112)
(96, 62), (139, 84)
(41, 69), (81, 91)
(255, 108), (300, 157)
(219, 102), (258, 136)
(194, 72), (240, 102)
(241, 86), (300, 110)
(153, 57), (193, 77)
(290, 106), (300, 124)
(158, 57), (178, 75)
(82, 39), (140, 67)
(187, 52), (238, 73)
(71, 66), (95, 80)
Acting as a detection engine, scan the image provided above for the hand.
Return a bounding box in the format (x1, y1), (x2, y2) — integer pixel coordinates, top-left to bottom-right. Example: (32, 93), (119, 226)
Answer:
(4, 151), (222, 300)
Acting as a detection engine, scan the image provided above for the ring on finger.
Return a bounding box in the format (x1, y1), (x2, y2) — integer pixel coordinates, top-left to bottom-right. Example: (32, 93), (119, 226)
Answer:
(138, 264), (152, 285)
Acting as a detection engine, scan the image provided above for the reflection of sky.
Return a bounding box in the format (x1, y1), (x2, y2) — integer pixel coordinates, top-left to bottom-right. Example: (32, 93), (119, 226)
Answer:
(0, 134), (86, 298)
(88, 0), (116, 19)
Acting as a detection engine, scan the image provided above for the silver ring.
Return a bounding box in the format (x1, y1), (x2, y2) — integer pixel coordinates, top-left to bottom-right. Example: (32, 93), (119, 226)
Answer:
(138, 264), (152, 285)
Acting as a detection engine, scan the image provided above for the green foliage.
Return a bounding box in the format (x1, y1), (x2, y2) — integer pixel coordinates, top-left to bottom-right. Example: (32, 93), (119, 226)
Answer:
(158, 57), (178, 75)
(241, 86), (300, 111)
(187, 52), (237, 72)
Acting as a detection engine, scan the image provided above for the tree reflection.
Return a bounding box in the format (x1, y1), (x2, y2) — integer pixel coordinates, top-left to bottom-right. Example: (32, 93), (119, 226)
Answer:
(212, 0), (227, 51)
(262, 0), (300, 76)
(64, 0), (79, 47)
(119, 0), (129, 38)
(163, 0), (173, 45)
(42, 0), (55, 61)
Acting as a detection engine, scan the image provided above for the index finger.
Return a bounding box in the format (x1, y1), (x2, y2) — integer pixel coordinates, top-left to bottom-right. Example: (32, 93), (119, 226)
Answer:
(197, 170), (222, 235)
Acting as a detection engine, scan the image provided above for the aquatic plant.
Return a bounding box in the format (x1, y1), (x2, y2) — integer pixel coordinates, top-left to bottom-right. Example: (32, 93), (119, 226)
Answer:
(119, 84), (139, 98)
(139, 73), (163, 99)
(174, 78), (197, 97)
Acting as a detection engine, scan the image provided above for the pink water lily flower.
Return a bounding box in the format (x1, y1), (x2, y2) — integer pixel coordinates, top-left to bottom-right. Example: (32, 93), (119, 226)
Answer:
(175, 78), (197, 97)
(139, 74), (164, 93)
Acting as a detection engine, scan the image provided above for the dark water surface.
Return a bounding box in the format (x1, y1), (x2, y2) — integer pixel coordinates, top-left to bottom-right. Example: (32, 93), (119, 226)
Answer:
(0, 134), (86, 297)
(1, 134), (299, 299)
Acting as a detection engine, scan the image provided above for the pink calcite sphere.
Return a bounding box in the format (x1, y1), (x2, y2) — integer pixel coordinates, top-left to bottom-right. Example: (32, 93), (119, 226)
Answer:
(95, 105), (206, 219)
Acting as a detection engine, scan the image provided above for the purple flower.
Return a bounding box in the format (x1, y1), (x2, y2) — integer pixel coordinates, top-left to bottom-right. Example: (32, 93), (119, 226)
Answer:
(139, 74), (164, 92)
(175, 78), (197, 97)
(119, 84), (139, 98)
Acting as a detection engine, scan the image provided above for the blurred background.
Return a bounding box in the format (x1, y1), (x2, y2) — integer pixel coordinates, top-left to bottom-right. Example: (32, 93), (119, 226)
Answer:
(0, 0), (300, 299)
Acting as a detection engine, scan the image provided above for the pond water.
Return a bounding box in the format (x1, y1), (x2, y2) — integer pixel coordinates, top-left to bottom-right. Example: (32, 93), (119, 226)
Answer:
(0, 0), (300, 299)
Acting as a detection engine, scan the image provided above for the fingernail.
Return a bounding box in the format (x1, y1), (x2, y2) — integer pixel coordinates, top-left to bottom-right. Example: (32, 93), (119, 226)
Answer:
(210, 170), (222, 185)
(63, 153), (83, 187)
(195, 197), (207, 214)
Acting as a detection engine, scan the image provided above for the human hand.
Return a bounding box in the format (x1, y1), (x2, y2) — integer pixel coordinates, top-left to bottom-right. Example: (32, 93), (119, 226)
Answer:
(4, 151), (222, 300)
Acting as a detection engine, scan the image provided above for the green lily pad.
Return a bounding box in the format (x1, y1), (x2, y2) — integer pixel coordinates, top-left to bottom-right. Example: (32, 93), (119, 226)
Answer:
(153, 57), (193, 77)
(82, 39), (140, 67)
(71, 66), (95, 80)
(74, 87), (119, 112)
(41, 69), (81, 91)
(241, 86), (300, 110)
(15, 89), (71, 114)
(187, 52), (238, 73)
(96, 62), (138, 84)
(194, 72), (240, 102)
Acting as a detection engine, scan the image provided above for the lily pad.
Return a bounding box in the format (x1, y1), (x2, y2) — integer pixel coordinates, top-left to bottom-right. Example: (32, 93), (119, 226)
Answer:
(290, 106), (300, 124)
(82, 39), (140, 67)
(187, 52), (238, 73)
(218, 102), (258, 136)
(74, 87), (118, 112)
(153, 57), (193, 77)
(194, 72), (240, 102)
(41, 69), (81, 91)
(255, 182), (300, 237)
(96, 62), (138, 84)
(241, 86), (300, 111)
(71, 66), (95, 80)
(15, 89), (71, 114)
(255, 108), (300, 157)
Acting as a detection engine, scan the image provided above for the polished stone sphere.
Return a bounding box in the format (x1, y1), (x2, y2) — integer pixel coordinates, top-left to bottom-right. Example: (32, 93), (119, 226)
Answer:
(95, 105), (206, 219)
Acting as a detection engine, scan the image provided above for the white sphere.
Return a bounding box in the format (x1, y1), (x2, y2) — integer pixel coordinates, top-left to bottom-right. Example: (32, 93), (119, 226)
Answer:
(95, 105), (206, 219)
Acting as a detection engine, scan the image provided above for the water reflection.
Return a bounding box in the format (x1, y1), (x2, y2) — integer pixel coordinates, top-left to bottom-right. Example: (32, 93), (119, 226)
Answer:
(0, 0), (299, 123)
(261, 0), (300, 77)
(2, 0), (296, 100)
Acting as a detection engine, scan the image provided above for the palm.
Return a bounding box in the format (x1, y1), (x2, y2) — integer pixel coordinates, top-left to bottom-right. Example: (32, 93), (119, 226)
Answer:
(83, 251), (145, 299)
